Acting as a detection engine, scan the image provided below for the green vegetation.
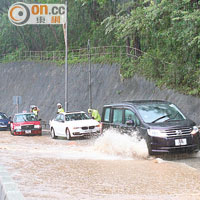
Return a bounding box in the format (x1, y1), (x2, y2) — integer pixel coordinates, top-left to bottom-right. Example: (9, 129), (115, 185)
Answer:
(1, 0), (200, 95)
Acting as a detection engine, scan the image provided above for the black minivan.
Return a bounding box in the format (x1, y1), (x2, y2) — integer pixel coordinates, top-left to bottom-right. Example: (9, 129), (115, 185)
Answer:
(101, 100), (200, 155)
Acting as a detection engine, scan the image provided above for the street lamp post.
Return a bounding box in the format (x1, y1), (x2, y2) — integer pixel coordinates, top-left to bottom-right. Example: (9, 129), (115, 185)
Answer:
(65, 0), (68, 112)
(88, 39), (92, 109)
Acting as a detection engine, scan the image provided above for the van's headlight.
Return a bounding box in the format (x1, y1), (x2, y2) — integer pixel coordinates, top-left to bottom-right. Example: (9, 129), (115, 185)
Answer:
(191, 126), (199, 135)
(147, 129), (167, 138)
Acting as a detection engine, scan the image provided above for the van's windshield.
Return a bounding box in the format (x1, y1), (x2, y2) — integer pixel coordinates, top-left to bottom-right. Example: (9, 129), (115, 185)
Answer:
(135, 103), (186, 123)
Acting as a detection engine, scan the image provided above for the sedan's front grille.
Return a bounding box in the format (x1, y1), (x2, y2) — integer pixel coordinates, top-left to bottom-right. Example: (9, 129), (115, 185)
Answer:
(21, 125), (34, 130)
(162, 127), (192, 137)
(82, 126), (95, 130)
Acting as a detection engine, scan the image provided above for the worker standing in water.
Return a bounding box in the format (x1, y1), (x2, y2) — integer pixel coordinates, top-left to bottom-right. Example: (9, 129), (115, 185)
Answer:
(88, 109), (101, 122)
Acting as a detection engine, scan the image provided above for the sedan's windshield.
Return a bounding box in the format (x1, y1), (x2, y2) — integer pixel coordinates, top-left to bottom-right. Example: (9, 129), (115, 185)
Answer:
(135, 103), (186, 123)
(65, 113), (90, 121)
(14, 114), (37, 123)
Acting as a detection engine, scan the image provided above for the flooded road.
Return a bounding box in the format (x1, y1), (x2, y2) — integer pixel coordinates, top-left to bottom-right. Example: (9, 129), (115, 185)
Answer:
(1, 130), (200, 200)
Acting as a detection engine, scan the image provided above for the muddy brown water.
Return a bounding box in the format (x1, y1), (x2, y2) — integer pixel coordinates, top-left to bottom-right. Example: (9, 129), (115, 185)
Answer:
(1, 130), (200, 200)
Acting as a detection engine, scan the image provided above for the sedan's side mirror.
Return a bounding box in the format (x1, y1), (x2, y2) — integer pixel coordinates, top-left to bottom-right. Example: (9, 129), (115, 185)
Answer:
(126, 120), (135, 126)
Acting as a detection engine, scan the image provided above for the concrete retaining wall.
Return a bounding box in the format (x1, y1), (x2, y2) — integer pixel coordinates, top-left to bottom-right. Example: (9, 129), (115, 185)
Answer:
(0, 166), (24, 200)
(0, 61), (200, 124)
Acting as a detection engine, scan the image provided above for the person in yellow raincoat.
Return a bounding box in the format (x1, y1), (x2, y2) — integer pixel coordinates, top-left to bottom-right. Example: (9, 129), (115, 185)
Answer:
(88, 109), (101, 122)
(57, 103), (64, 114)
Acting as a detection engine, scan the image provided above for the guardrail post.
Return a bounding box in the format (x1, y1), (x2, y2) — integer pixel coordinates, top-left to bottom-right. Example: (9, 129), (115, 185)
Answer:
(71, 50), (73, 58)
(53, 51), (55, 61)
(112, 46), (113, 58)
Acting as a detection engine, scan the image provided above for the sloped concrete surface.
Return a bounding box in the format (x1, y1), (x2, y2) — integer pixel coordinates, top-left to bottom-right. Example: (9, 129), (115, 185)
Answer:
(0, 61), (200, 124)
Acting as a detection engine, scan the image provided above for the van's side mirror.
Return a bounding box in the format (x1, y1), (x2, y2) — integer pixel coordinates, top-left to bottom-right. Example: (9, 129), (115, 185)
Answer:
(126, 120), (135, 126)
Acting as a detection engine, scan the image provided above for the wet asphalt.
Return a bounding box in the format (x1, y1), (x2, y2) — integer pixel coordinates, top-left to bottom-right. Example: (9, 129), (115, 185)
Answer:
(1, 130), (200, 200)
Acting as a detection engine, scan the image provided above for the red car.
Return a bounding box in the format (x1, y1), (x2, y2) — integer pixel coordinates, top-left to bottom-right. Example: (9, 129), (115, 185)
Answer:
(10, 113), (42, 136)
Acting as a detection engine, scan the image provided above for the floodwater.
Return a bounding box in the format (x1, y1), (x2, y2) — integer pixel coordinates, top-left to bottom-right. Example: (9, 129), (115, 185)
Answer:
(1, 130), (200, 200)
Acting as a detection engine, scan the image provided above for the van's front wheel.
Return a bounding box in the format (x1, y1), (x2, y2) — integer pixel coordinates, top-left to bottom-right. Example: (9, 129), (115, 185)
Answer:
(145, 138), (153, 156)
(147, 143), (153, 155)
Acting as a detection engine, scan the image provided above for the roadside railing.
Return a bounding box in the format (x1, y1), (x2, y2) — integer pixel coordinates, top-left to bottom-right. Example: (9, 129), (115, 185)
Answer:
(0, 46), (143, 63)
(41, 120), (49, 129)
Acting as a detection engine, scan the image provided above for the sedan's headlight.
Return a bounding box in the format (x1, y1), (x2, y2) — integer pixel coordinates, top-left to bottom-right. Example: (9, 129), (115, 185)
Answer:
(96, 124), (101, 128)
(147, 129), (167, 138)
(34, 125), (41, 129)
(15, 126), (21, 130)
(73, 127), (80, 129)
(191, 126), (199, 135)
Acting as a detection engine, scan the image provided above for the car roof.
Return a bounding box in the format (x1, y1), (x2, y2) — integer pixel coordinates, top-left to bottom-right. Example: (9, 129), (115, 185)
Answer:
(0, 112), (8, 118)
(103, 100), (171, 107)
(14, 112), (33, 116)
(61, 111), (86, 115)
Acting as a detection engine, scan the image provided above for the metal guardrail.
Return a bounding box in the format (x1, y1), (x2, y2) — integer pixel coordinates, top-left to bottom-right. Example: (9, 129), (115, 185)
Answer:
(0, 46), (143, 62)
(41, 120), (49, 129)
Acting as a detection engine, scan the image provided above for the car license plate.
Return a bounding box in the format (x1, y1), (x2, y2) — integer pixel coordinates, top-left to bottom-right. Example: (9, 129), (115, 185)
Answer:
(25, 130), (31, 134)
(175, 138), (187, 146)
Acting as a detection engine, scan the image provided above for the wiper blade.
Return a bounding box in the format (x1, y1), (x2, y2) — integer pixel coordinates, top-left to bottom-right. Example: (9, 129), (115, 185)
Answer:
(164, 119), (181, 122)
(164, 112), (180, 122)
(151, 114), (171, 123)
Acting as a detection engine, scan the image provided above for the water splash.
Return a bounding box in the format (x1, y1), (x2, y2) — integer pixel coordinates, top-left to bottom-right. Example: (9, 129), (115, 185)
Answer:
(93, 129), (149, 159)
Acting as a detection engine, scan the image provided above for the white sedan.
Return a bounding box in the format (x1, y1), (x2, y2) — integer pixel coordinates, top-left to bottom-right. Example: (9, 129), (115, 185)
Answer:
(49, 111), (101, 140)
